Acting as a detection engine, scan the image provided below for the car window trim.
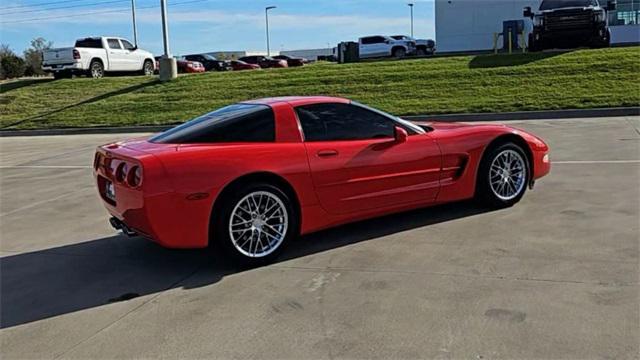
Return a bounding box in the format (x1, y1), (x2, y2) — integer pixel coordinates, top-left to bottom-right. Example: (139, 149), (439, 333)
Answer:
(294, 101), (424, 143)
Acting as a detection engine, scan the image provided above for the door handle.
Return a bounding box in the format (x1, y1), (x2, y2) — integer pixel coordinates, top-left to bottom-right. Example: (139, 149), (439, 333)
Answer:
(317, 149), (339, 157)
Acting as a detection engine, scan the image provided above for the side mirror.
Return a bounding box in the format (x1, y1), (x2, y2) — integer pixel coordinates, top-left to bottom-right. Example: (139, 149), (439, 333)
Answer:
(394, 126), (408, 144)
(523, 6), (533, 18)
(607, 0), (616, 10)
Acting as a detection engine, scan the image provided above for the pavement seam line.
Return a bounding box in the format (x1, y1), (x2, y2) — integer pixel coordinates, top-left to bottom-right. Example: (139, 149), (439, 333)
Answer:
(53, 263), (206, 359)
(271, 265), (638, 287)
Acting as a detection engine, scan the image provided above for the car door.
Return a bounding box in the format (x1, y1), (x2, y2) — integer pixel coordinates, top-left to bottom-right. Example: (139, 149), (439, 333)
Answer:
(105, 38), (126, 70)
(119, 39), (142, 71)
(372, 36), (388, 57)
(296, 102), (441, 215)
(359, 37), (376, 58)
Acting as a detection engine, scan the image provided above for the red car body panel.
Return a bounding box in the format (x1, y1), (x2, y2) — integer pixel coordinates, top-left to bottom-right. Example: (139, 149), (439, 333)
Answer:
(94, 96), (550, 249)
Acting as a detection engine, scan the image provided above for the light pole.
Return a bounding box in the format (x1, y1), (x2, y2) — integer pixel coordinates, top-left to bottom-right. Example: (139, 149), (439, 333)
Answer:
(131, 0), (138, 47)
(265, 6), (276, 56)
(159, 0), (177, 81)
(408, 3), (414, 38)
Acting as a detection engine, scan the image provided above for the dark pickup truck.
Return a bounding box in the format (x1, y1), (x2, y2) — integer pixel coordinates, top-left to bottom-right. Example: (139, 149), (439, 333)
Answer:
(524, 0), (616, 51)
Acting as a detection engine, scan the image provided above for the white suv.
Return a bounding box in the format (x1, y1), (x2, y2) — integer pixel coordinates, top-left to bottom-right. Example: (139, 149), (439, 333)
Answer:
(358, 35), (416, 59)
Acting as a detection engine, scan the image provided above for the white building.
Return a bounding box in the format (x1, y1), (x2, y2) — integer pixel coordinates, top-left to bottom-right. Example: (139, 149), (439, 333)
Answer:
(435, 0), (640, 53)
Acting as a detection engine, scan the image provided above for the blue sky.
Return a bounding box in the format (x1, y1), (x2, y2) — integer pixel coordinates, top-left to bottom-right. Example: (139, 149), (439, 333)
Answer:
(1, 0), (435, 55)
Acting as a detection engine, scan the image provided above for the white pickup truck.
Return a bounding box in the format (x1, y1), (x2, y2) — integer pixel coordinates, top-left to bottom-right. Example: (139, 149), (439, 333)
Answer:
(42, 37), (155, 79)
(391, 35), (436, 56)
(358, 35), (416, 59)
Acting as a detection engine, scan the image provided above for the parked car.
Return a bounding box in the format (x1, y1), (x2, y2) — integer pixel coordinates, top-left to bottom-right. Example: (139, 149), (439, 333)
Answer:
(358, 35), (416, 59)
(391, 35), (436, 56)
(229, 60), (261, 71)
(184, 54), (231, 71)
(94, 96), (550, 266)
(42, 36), (155, 79)
(272, 55), (306, 67)
(154, 56), (205, 74)
(238, 55), (288, 68)
(524, 0), (616, 51)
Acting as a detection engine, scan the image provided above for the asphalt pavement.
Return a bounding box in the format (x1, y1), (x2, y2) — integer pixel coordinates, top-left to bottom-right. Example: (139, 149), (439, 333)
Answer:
(1, 116), (638, 359)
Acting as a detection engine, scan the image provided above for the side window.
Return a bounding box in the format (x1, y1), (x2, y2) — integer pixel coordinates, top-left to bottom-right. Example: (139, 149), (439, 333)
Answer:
(150, 104), (276, 144)
(295, 103), (396, 142)
(372, 36), (385, 44)
(361, 37), (373, 45)
(121, 40), (135, 50)
(107, 39), (122, 50)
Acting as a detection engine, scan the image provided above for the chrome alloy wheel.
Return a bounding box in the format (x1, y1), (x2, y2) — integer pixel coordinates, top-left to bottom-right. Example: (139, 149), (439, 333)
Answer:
(143, 61), (154, 75)
(489, 149), (527, 201)
(91, 62), (104, 78)
(229, 191), (288, 258)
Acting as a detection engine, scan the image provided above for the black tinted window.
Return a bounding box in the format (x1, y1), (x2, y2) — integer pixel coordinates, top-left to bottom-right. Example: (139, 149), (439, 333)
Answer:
(121, 40), (135, 50)
(107, 39), (121, 49)
(75, 38), (102, 48)
(295, 103), (396, 141)
(150, 104), (275, 144)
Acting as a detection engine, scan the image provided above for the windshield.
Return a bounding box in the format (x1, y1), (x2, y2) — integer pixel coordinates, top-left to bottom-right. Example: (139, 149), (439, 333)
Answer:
(540, 0), (597, 10)
(202, 54), (217, 60)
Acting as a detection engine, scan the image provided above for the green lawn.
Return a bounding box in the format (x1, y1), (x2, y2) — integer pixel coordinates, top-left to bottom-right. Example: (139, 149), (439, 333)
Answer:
(1, 47), (639, 130)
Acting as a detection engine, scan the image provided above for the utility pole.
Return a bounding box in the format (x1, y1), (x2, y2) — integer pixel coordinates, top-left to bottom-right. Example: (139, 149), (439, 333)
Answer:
(265, 6), (276, 56)
(159, 0), (177, 81)
(131, 0), (138, 47)
(408, 3), (414, 38)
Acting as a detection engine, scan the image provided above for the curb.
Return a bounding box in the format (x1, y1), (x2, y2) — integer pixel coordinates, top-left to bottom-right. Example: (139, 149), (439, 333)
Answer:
(1, 107), (638, 137)
(403, 107), (640, 122)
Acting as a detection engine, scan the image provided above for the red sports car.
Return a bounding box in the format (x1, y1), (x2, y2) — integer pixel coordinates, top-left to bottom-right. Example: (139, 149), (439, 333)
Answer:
(94, 97), (550, 265)
(230, 60), (260, 71)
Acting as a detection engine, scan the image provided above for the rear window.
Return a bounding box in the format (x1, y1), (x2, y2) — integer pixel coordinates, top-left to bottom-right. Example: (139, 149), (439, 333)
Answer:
(74, 38), (102, 48)
(150, 104), (276, 144)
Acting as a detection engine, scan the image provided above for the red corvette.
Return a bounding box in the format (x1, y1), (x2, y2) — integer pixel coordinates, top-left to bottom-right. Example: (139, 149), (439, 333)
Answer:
(94, 97), (550, 265)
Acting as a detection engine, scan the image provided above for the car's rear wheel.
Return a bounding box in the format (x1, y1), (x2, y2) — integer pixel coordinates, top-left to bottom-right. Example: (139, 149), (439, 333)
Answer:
(476, 142), (529, 208)
(214, 183), (296, 266)
(89, 60), (104, 78)
(416, 47), (427, 56)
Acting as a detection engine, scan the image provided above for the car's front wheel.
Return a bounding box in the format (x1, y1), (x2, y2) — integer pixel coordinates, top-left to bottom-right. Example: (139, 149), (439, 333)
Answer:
(476, 142), (530, 208)
(214, 183), (297, 266)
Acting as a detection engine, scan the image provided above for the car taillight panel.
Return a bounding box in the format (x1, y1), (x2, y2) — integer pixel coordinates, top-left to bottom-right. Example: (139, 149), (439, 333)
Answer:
(127, 166), (142, 187)
(115, 162), (128, 183)
(73, 49), (81, 59)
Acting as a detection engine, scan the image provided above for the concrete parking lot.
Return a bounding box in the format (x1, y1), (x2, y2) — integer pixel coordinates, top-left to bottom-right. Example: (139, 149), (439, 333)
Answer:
(1, 116), (638, 359)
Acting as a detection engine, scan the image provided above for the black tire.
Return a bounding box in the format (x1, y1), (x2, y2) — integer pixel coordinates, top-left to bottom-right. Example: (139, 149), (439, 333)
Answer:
(476, 142), (530, 208)
(53, 72), (65, 80)
(416, 47), (427, 56)
(212, 182), (298, 267)
(89, 60), (104, 79)
(392, 47), (406, 58)
(141, 60), (154, 76)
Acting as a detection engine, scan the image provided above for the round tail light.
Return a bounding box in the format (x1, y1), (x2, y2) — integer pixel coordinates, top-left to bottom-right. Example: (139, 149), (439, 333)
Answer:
(127, 166), (142, 187)
(115, 162), (128, 183)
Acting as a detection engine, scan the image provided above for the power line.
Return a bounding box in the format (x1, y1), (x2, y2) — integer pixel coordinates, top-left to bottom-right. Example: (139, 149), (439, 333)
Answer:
(1, 0), (209, 24)
(1, 0), (133, 15)
(1, 0), (100, 11)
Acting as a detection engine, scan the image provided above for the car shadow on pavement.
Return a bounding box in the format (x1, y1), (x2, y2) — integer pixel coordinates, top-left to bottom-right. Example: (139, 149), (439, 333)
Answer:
(0, 200), (491, 329)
